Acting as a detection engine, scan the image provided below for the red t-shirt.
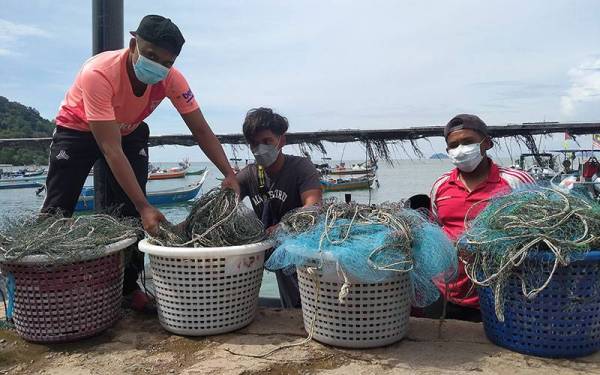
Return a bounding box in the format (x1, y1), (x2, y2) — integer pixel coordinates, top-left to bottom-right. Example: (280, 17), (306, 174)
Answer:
(55, 48), (199, 136)
(430, 160), (535, 308)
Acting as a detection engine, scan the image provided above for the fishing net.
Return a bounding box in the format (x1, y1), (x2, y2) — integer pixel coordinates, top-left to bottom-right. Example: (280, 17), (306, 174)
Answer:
(460, 186), (600, 321)
(0, 213), (141, 265)
(148, 188), (265, 247)
(265, 201), (458, 307)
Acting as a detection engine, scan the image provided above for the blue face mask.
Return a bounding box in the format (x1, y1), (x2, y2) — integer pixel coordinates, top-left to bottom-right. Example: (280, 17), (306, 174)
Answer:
(133, 44), (170, 84)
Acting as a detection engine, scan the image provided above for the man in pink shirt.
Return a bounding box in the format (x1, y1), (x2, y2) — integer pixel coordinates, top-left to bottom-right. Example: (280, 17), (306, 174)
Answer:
(426, 114), (535, 321)
(42, 15), (239, 311)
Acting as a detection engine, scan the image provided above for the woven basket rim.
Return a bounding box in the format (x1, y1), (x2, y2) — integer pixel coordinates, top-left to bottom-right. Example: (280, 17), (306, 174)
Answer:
(138, 238), (272, 257)
(2, 236), (137, 265)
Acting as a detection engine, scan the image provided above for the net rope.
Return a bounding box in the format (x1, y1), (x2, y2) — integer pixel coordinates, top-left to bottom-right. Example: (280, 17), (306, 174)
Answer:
(0, 213), (140, 264)
(266, 200), (458, 307)
(147, 188), (265, 247)
(460, 186), (600, 321)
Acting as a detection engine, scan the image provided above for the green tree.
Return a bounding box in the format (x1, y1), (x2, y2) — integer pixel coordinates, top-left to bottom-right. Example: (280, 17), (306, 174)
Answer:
(0, 96), (54, 165)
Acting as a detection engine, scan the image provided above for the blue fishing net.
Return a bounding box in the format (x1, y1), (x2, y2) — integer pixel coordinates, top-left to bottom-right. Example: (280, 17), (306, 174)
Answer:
(265, 203), (457, 307)
(460, 186), (600, 320)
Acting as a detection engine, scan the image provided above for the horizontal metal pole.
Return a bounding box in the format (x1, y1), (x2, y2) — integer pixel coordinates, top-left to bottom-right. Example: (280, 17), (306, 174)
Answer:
(1, 122), (599, 150)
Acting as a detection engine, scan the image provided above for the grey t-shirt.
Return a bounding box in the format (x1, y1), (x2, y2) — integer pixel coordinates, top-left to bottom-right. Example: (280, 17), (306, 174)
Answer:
(237, 154), (321, 226)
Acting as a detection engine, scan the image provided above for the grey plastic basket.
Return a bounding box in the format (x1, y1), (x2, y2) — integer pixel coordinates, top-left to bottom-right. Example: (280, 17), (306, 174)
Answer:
(297, 259), (412, 348)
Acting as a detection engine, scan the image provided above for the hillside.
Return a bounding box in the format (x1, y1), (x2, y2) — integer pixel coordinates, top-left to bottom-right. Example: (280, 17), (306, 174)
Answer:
(0, 96), (54, 165)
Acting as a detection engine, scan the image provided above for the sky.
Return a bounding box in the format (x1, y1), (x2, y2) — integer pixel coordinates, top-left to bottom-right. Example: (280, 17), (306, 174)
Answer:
(1, 0), (600, 162)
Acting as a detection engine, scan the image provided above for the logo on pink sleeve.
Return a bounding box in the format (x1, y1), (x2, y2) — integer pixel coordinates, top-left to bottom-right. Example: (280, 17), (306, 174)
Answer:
(150, 99), (162, 112)
(182, 89), (194, 103)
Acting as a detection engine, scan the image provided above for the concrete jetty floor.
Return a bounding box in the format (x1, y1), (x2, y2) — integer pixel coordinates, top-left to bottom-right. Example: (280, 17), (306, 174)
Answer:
(0, 308), (598, 374)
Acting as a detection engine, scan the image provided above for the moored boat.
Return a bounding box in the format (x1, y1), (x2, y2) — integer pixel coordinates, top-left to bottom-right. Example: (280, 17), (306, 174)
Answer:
(512, 153), (556, 182)
(75, 170), (209, 211)
(0, 180), (43, 190)
(148, 169), (186, 180)
(0, 174), (46, 183)
(321, 175), (375, 192)
(320, 161), (378, 176)
(186, 168), (206, 176)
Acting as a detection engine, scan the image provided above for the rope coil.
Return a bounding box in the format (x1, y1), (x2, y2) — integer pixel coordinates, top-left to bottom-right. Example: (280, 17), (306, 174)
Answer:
(0, 213), (141, 264)
(267, 200), (457, 307)
(460, 187), (600, 321)
(147, 188), (265, 247)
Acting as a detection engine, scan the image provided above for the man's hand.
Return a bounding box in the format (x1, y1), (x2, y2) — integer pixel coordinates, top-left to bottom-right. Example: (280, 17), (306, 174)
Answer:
(139, 205), (166, 235)
(222, 173), (241, 195)
(266, 224), (280, 236)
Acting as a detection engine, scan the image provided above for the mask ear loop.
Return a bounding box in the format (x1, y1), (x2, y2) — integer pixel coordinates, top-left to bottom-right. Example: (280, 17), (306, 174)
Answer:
(134, 39), (142, 64)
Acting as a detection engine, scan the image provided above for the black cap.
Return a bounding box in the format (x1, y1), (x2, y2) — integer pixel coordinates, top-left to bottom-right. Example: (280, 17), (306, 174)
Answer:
(131, 15), (185, 55)
(444, 114), (489, 139)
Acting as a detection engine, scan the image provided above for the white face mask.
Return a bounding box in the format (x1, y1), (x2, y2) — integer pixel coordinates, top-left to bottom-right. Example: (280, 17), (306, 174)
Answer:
(447, 141), (484, 172)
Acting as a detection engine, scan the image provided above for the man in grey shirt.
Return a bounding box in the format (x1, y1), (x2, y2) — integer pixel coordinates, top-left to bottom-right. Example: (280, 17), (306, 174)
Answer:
(237, 107), (322, 307)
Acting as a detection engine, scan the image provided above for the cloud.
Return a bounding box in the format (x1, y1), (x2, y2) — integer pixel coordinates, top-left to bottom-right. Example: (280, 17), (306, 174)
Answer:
(0, 18), (51, 57)
(0, 19), (51, 40)
(469, 80), (564, 101)
(560, 57), (600, 116)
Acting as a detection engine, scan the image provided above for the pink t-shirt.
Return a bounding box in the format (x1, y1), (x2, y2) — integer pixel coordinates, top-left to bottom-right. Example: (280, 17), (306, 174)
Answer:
(55, 48), (199, 135)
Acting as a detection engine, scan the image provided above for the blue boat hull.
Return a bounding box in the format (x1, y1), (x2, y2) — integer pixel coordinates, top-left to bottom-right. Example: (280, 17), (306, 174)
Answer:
(0, 182), (43, 190)
(75, 172), (208, 212)
(76, 185), (202, 211)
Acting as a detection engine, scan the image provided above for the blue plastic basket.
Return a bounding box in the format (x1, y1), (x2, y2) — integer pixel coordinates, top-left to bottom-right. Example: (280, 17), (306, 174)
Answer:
(478, 250), (600, 358)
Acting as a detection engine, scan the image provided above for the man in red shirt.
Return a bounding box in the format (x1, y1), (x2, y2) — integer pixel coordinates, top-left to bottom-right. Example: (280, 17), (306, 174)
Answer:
(427, 114), (535, 321)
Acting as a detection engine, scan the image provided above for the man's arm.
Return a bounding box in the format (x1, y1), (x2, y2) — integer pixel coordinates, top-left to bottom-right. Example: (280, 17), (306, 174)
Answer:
(89, 121), (165, 233)
(181, 109), (239, 194)
(298, 158), (323, 208)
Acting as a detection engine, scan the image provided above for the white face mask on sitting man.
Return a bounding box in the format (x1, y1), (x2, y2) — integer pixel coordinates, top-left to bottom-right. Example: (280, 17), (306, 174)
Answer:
(447, 141), (484, 173)
(443, 114), (490, 173)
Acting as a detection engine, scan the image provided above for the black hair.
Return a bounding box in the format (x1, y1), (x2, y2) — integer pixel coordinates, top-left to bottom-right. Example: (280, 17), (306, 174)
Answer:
(242, 107), (289, 141)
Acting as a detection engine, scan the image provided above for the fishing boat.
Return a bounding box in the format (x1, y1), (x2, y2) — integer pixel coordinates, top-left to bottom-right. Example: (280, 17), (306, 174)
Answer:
(324, 161), (378, 176)
(186, 168), (206, 176)
(1, 167), (46, 178)
(148, 169), (186, 180)
(0, 173), (47, 191)
(20, 169), (45, 177)
(75, 170), (209, 211)
(148, 163), (188, 180)
(547, 149), (600, 200)
(0, 180), (43, 190)
(511, 153), (556, 182)
(0, 174), (46, 182)
(321, 175), (375, 192)
(178, 158), (191, 170)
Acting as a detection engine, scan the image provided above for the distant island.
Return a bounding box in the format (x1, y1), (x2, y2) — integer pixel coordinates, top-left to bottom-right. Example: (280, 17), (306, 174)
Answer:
(0, 96), (54, 165)
(430, 153), (449, 159)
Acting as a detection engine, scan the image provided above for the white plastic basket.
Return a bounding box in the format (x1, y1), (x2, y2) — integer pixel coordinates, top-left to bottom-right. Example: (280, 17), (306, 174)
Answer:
(138, 239), (272, 336)
(297, 258), (412, 348)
